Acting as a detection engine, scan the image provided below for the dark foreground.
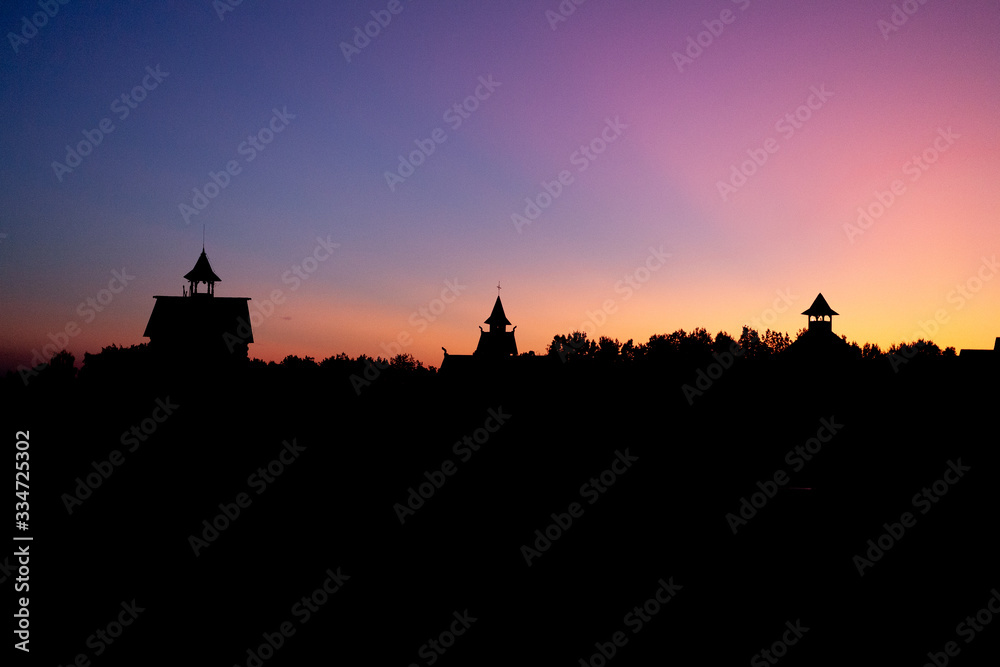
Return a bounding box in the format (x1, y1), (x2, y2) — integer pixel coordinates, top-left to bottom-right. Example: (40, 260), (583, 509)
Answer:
(4, 352), (998, 665)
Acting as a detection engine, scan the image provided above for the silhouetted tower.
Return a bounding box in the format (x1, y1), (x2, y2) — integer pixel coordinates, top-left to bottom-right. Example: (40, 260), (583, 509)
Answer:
(802, 293), (838, 335)
(143, 247), (253, 363)
(474, 294), (518, 358)
(185, 248), (221, 296)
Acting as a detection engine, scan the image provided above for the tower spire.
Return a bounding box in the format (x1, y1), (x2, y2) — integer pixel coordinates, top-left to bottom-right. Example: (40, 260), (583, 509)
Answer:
(802, 293), (838, 334)
(475, 288), (517, 358)
(184, 246), (221, 297)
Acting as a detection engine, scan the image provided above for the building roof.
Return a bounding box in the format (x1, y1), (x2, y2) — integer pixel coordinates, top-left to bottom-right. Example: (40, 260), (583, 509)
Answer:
(183, 250), (222, 284)
(802, 293), (838, 317)
(484, 296), (512, 327)
(475, 330), (518, 357)
(143, 295), (252, 343)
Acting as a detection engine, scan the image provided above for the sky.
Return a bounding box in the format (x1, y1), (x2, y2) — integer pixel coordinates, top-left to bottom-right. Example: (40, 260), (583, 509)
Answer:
(1, 0), (998, 371)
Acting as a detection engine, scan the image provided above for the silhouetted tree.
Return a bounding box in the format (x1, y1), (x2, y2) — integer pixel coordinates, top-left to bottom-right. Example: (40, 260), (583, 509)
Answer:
(389, 353), (422, 372)
(888, 340), (942, 359)
(762, 329), (792, 355)
(860, 342), (883, 360)
(677, 327), (714, 359)
(281, 354), (318, 369)
(319, 352), (354, 373)
(712, 331), (739, 356)
(738, 326), (765, 360)
(596, 336), (621, 363)
(547, 331), (596, 361)
(620, 338), (640, 363)
(644, 333), (675, 363)
(42, 349), (76, 383)
(78, 344), (150, 383)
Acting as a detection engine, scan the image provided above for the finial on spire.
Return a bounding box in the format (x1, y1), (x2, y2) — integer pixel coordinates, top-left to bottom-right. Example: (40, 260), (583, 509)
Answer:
(497, 280), (501, 296)
(202, 224), (206, 252)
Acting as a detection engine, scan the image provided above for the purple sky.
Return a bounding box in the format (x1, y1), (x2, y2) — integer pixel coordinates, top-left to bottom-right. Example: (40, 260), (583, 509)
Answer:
(2, 0), (998, 371)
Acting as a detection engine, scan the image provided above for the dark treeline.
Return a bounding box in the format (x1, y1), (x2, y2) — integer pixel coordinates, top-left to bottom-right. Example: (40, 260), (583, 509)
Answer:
(544, 326), (953, 364)
(2, 325), (995, 666)
(3, 324), (958, 393)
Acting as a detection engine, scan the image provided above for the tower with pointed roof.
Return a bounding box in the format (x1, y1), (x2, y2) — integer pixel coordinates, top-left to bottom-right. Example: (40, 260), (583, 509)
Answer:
(143, 248), (253, 363)
(802, 293), (838, 335)
(184, 248), (222, 296)
(475, 294), (518, 358)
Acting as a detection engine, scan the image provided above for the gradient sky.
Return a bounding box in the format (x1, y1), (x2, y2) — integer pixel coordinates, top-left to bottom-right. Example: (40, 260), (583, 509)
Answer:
(2, 0), (998, 371)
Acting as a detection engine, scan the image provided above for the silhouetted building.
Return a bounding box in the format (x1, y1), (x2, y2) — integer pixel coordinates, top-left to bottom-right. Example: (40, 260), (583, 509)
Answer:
(802, 293), (838, 335)
(475, 296), (518, 358)
(959, 337), (1000, 363)
(143, 248), (253, 364)
(441, 291), (521, 375)
(784, 292), (852, 362)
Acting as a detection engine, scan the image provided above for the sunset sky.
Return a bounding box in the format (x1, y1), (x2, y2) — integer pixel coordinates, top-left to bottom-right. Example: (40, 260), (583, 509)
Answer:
(2, 0), (998, 371)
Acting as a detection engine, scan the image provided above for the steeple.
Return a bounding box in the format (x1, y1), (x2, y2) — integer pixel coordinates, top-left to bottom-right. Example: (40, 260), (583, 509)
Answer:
(440, 287), (520, 373)
(484, 295), (512, 334)
(474, 291), (517, 358)
(183, 249), (221, 297)
(802, 293), (838, 334)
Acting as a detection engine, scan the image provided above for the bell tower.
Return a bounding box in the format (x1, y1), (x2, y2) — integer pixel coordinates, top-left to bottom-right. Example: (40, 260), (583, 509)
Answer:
(802, 293), (838, 335)
(184, 247), (221, 297)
